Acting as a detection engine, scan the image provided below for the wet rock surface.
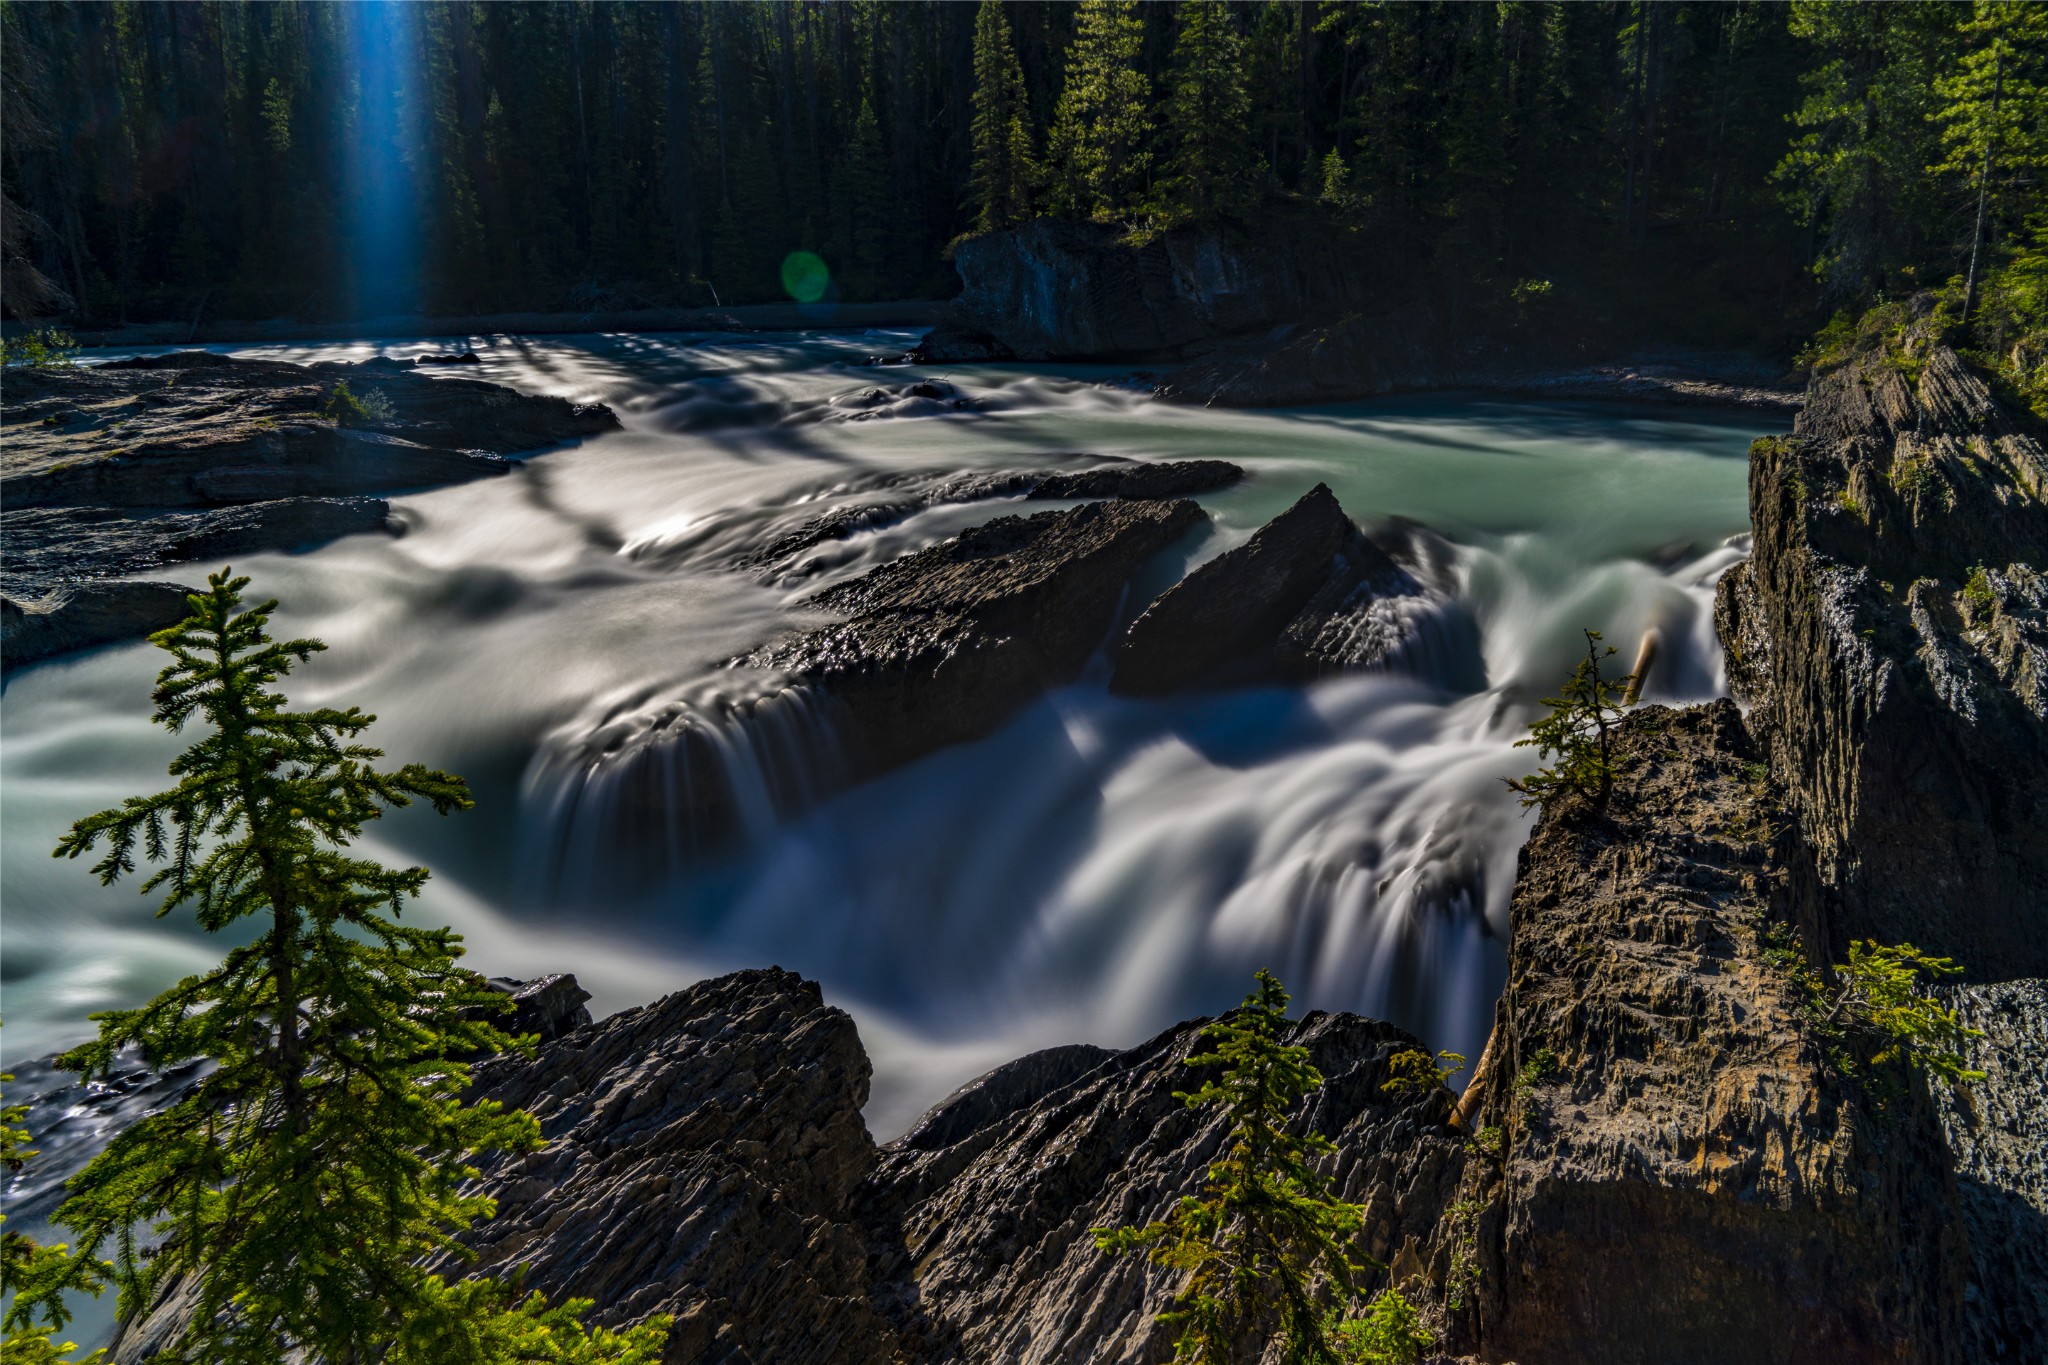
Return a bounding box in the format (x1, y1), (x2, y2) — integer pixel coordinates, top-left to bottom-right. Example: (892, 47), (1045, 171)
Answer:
(1, 352), (618, 669)
(1456, 701), (1967, 1365)
(2, 579), (198, 673)
(1714, 323), (2048, 980)
(745, 496), (1207, 772)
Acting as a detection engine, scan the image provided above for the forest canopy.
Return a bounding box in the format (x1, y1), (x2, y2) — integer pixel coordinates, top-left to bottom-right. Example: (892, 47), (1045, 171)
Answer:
(1, 0), (2040, 360)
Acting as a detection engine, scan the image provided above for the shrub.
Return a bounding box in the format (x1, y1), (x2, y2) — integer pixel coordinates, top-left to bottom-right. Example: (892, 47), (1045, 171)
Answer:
(1, 328), (79, 369)
(1380, 1048), (1465, 1098)
(321, 379), (391, 427)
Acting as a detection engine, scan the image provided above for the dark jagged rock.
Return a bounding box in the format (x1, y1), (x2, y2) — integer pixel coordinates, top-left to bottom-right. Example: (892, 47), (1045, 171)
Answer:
(1930, 978), (2048, 1362)
(914, 212), (1377, 363)
(439, 967), (1461, 1365)
(1112, 483), (1354, 695)
(1274, 518), (1484, 690)
(481, 973), (594, 1045)
(1713, 322), (2048, 980)
(2, 580), (196, 673)
(893, 1043), (1112, 1155)
(450, 970), (904, 1365)
(1, 353), (618, 668)
(745, 497), (1206, 771)
(1109, 487), (1482, 696)
(862, 1010), (1463, 1364)
(1452, 701), (1968, 1365)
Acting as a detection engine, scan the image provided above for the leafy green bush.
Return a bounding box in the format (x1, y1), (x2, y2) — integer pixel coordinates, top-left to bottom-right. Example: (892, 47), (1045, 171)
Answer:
(32, 571), (669, 1364)
(1505, 629), (1635, 813)
(320, 379), (391, 427)
(0, 328), (79, 369)
(1328, 1287), (1436, 1365)
(1764, 926), (1985, 1092)
(1961, 565), (1998, 621)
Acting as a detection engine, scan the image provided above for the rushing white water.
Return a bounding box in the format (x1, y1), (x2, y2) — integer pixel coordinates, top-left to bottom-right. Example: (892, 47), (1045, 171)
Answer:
(0, 328), (1765, 1140)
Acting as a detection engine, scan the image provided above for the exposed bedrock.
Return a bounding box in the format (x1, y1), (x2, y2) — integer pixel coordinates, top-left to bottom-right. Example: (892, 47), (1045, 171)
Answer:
(439, 967), (1462, 1365)
(1112, 483), (1481, 696)
(1713, 323), (2048, 980)
(1, 352), (619, 668)
(1453, 701), (1969, 1365)
(911, 210), (1378, 363)
(747, 497), (1206, 772)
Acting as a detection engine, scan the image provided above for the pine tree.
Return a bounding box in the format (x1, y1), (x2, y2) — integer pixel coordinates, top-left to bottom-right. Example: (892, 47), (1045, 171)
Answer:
(29, 572), (669, 1365)
(1504, 629), (1635, 813)
(1159, 0), (1261, 222)
(1046, 0), (1154, 222)
(968, 0), (1036, 233)
(1094, 971), (1384, 1365)
(1930, 1), (2048, 320)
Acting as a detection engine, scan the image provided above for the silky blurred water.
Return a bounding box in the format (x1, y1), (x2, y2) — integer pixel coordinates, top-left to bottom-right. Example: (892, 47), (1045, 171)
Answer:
(0, 329), (1765, 1139)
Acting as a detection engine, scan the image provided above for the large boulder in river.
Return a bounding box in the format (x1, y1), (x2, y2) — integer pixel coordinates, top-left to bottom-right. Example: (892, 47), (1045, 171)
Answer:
(1713, 313), (2048, 980)
(1112, 482), (1355, 694)
(1110, 485), (1484, 696)
(747, 496), (1206, 771)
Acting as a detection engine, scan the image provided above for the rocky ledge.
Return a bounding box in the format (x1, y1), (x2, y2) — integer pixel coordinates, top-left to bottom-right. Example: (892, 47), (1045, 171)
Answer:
(1, 351), (617, 672)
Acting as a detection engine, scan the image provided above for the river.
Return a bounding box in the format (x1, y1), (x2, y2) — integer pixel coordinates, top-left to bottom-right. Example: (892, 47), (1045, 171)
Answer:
(0, 328), (1766, 1140)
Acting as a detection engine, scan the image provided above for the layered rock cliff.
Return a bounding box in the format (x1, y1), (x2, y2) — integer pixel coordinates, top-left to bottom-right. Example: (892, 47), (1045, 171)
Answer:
(1714, 319), (2048, 978)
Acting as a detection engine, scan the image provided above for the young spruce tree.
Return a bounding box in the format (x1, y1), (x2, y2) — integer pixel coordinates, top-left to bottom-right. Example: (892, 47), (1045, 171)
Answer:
(969, 0), (1037, 233)
(1505, 629), (1634, 813)
(29, 571), (668, 1365)
(1095, 971), (1432, 1365)
(1047, 0), (1155, 222)
(1158, 0), (1261, 222)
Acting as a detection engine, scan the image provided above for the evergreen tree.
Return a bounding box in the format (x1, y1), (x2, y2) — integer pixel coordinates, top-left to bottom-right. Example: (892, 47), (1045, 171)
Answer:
(1505, 629), (1635, 813)
(1775, 1), (1964, 298)
(1159, 1), (1262, 222)
(1931, 1), (2048, 320)
(1095, 971), (1396, 1365)
(968, 0), (1036, 233)
(28, 572), (668, 1365)
(1046, 0), (1154, 222)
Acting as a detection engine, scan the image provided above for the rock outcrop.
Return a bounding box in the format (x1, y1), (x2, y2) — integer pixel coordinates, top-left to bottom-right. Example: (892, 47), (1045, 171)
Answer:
(913, 212), (1377, 363)
(1112, 482), (1358, 694)
(748, 497), (1206, 771)
(1455, 701), (1968, 1364)
(1, 352), (618, 669)
(1111, 485), (1482, 696)
(442, 967), (1462, 1365)
(1714, 320), (2048, 980)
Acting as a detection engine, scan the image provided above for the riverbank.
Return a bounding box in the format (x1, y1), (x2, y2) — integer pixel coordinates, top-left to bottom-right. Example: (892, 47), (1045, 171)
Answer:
(48, 299), (952, 350)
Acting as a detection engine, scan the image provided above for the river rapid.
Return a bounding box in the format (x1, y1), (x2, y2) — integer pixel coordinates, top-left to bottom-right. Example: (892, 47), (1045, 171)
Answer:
(0, 329), (1766, 1138)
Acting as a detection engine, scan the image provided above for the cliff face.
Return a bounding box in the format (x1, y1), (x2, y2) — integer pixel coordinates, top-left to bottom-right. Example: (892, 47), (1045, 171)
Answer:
(1714, 332), (2048, 980)
(917, 213), (1378, 363)
(1454, 702), (1966, 1364)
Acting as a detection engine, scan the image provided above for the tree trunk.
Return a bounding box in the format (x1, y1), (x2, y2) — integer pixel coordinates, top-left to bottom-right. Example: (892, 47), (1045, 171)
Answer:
(1961, 48), (2002, 324)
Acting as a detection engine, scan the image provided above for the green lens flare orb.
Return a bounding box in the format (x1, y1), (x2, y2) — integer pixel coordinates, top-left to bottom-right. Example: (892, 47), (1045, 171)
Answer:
(780, 251), (831, 304)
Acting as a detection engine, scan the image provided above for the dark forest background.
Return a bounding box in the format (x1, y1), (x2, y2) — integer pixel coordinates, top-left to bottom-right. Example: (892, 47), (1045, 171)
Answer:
(1, 1), (2040, 362)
